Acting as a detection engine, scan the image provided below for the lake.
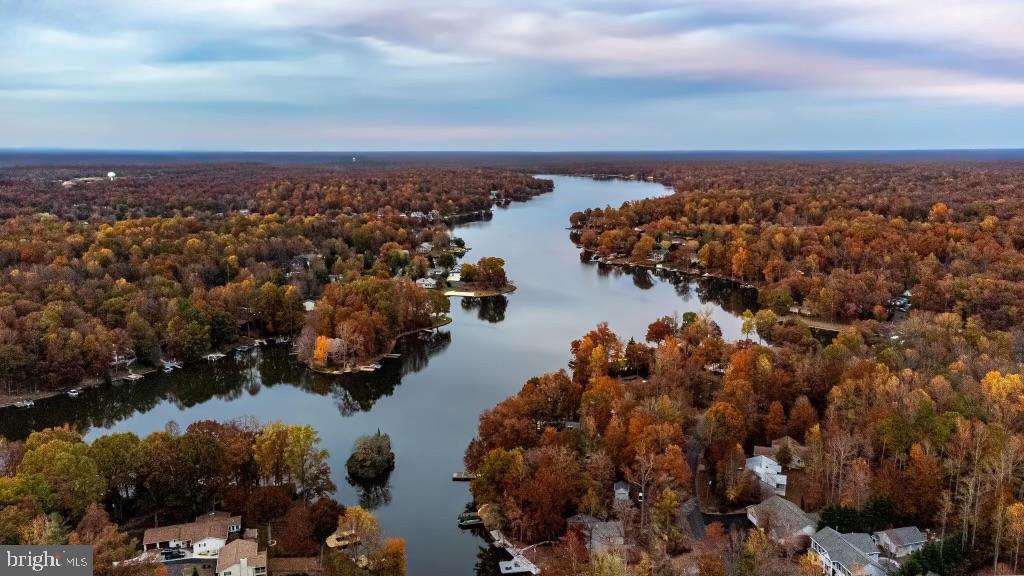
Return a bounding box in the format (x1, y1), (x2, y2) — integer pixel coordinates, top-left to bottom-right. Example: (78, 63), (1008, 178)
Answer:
(0, 175), (755, 575)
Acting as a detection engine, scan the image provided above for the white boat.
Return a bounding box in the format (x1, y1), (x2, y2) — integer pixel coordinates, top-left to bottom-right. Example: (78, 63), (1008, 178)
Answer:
(383, 353), (401, 359)
(123, 373), (144, 381)
(14, 399), (35, 408)
(66, 389), (81, 398)
(204, 352), (226, 361)
(252, 338), (267, 346)
(163, 366), (174, 373)
(358, 363), (381, 372)
(235, 345), (251, 352)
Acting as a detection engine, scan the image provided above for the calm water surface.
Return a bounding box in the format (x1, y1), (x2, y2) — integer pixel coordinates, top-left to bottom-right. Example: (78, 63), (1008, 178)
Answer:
(0, 176), (754, 575)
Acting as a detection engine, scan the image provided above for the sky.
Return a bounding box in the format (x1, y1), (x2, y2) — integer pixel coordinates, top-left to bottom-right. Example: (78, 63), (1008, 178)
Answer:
(2, 0), (1024, 151)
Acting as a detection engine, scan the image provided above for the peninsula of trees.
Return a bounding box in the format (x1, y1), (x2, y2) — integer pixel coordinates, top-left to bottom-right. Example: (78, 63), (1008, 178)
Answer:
(569, 162), (1024, 329)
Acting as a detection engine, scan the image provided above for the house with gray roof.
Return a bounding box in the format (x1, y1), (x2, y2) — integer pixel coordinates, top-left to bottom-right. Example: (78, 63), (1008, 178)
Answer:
(809, 527), (886, 576)
(873, 526), (927, 558)
(566, 514), (625, 553)
(746, 496), (816, 543)
(753, 436), (808, 469)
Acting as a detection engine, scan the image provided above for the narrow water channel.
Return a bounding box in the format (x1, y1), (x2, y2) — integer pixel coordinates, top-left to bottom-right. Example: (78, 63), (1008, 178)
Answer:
(0, 175), (754, 575)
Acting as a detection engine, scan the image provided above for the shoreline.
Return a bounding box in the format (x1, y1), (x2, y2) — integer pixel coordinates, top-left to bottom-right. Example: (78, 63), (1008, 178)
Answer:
(442, 283), (516, 298)
(0, 335), (273, 409)
(307, 315), (454, 376)
(589, 254), (851, 334)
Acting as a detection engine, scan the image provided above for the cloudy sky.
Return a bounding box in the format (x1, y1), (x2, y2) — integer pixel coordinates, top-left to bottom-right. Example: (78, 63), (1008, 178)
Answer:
(2, 0), (1024, 150)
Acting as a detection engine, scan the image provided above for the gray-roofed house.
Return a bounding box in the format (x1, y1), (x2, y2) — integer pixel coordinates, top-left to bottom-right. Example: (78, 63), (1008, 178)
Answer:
(810, 527), (886, 576)
(566, 514), (625, 553)
(745, 496), (816, 543)
(753, 436), (808, 469)
(873, 526), (927, 558)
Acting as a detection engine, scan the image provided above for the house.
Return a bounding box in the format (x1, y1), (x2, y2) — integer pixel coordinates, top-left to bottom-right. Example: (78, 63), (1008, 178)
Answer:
(447, 271), (462, 286)
(746, 496), (816, 543)
(302, 300), (316, 312)
(650, 249), (668, 263)
(613, 481), (630, 502)
(415, 277), (438, 289)
(416, 242), (433, 254)
(566, 514), (625, 553)
(873, 526), (927, 558)
(753, 436), (808, 469)
(745, 455), (787, 496)
(810, 527), (886, 576)
(142, 513), (241, 554)
(215, 539), (266, 576)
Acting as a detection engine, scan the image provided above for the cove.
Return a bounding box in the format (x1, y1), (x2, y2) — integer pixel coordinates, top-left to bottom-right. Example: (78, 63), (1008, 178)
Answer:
(0, 175), (754, 575)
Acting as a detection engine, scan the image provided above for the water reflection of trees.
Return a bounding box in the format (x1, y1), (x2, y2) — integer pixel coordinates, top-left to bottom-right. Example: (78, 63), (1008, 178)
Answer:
(0, 331), (456, 440)
(475, 545), (511, 576)
(346, 474), (393, 510)
(630, 269), (654, 290)
(460, 296), (508, 323)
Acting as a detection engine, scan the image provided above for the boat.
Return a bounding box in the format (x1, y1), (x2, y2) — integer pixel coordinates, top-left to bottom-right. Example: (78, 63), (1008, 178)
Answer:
(358, 363), (381, 372)
(163, 366), (174, 373)
(235, 345), (251, 352)
(457, 512), (483, 528)
(452, 472), (478, 481)
(66, 388), (81, 398)
(204, 352), (226, 362)
(13, 399), (34, 408)
(274, 336), (291, 344)
(383, 353), (401, 359)
(123, 373), (144, 382)
(252, 338), (267, 346)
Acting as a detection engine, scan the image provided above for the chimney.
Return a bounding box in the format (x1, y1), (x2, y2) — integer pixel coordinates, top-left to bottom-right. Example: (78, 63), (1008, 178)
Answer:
(240, 556), (248, 575)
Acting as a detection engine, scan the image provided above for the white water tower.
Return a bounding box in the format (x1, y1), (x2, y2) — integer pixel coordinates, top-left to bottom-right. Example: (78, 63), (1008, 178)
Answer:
(107, 171), (116, 180)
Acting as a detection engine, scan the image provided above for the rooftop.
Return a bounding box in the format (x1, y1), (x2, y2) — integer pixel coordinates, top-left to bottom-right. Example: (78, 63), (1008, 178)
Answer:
(876, 526), (926, 547)
(746, 496), (815, 539)
(216, 539), (266, 574)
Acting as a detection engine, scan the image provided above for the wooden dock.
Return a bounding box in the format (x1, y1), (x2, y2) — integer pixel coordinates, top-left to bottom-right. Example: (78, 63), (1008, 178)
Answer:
(452, 472), (478, 481)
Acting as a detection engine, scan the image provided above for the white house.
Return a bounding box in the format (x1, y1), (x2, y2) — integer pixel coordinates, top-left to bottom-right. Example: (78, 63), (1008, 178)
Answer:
(216, 539), (266, 576)
(613, 481), (630, 502)
(745, 455), (787, 496)
(142, 513), (241, 554)
(810, 527), (886, 576)
(416, 277), (438, 289)
(873, 526), (927, 558)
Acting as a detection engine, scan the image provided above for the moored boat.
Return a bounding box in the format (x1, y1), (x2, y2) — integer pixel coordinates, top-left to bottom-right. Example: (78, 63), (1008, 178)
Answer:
(457, 512), (483, 528)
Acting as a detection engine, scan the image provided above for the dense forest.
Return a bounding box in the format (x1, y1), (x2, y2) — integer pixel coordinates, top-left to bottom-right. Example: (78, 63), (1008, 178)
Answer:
(466, 308), (1023, 574)
(0, 166), (551, 396)
(568, 163), (1024, 330)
